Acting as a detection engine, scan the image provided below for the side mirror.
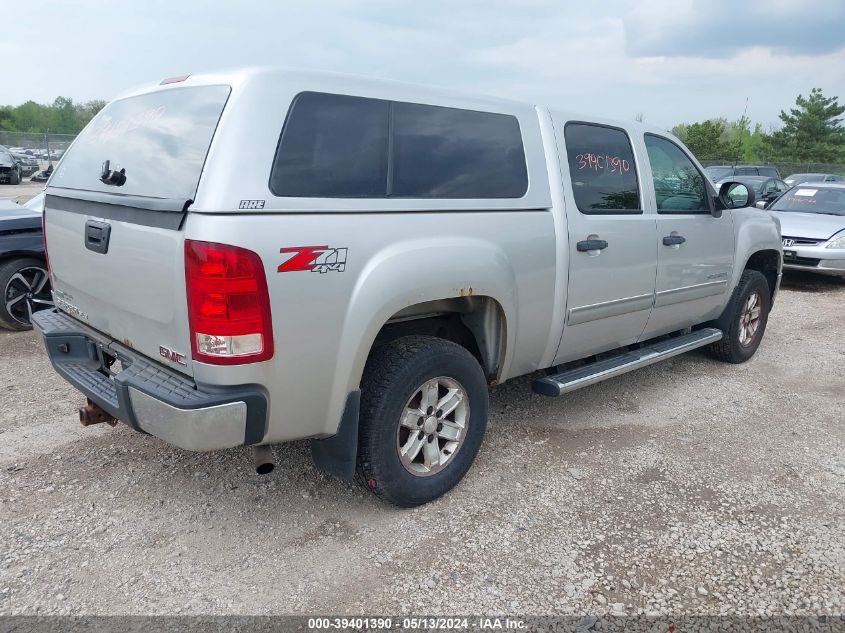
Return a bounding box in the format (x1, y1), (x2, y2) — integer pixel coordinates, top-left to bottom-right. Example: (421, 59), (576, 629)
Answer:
(755, 200), (768, 209)
(718, 181), (756, 210)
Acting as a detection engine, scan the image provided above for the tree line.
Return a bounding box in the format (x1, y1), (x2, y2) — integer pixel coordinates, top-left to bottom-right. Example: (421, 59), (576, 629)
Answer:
(0, 97), (106, 136)
(671, 88), (845, 165)
(2, 89), (844, 165)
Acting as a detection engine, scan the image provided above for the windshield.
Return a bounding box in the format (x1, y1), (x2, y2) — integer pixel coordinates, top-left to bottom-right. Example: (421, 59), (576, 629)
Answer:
(50, 85), (230, 202)
(769, 187), (845, 216)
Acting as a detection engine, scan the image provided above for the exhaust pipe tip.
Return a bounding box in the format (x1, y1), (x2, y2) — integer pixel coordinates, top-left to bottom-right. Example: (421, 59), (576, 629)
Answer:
(256, 462), (275, 476)
(252, 445), (275, 475)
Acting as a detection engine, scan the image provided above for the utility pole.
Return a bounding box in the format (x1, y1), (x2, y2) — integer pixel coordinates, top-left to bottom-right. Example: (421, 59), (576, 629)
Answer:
(45, 130), (53, 171)
(733, 98), (749, 168)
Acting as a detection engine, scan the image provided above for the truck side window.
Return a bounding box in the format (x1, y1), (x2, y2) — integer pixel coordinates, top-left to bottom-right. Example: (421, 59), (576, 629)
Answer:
(270, 92), (528, 199)
(563, 123), (641, 214)
(392, 103), (527, 198)
(270, 92), (390, 197)
(644, 134), (710, 214)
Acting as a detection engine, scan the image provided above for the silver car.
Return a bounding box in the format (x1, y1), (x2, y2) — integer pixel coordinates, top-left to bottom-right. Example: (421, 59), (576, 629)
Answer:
(767, 183), (845, 277)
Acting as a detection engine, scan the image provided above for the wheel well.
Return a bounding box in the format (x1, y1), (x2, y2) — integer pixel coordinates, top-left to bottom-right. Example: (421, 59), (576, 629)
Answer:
(744, 249), (780, 301)
(374, 296), (506, 381)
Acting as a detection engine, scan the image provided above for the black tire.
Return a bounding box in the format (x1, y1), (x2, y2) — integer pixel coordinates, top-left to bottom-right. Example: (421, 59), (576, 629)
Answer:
(708, 269), (771, 363)
(0, 258), (51, 331)
(356, 335), (488, 507)
(9, 168), (20, 185)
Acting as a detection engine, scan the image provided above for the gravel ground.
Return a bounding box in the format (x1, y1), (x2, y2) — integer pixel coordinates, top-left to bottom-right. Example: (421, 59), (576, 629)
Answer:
(0, 272), (843, 617)
(0, 180), (45, 204)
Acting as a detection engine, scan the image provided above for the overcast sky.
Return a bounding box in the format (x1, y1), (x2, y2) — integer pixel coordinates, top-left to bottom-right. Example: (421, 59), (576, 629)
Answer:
(2, 0), (844, 130)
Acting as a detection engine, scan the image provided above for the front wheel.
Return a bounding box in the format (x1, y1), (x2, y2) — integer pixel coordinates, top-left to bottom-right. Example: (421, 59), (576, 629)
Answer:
(708, 269), (771, 363)
(356, 335), (488, 507)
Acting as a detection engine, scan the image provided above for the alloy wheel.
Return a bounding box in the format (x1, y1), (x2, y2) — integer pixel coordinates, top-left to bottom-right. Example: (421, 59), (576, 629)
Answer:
(738, 290), (762, 346)
(4, 266), (53, 326)
(396, 376), (470, 477)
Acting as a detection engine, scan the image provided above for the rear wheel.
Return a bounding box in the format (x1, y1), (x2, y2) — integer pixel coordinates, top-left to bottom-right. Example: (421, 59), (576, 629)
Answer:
(356, 335), (488, 507)
(0, 258), (53, 330)
(708, 269), (771, 363)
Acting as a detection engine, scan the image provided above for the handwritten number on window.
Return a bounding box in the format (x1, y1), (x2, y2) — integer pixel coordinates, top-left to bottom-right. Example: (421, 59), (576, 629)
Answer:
(575, 153), (630, 174)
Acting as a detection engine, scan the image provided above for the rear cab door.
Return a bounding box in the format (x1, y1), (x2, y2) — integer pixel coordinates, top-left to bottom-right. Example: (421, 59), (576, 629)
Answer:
(551, 117), (657, 364)
(638, 133), (734, 340)
(44, 82), (232, 375)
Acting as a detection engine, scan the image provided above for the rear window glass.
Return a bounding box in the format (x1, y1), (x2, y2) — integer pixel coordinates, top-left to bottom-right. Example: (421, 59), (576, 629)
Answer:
(757, 166), (780, 178)
(50, 85), (230, 202)
(564, 123), (640, 214)
(704, 166), (732, 180)
(269, 92), (528, 199)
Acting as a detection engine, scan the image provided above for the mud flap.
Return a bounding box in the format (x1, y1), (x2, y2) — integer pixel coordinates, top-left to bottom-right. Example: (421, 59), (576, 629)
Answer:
(310, 390), (360, 480)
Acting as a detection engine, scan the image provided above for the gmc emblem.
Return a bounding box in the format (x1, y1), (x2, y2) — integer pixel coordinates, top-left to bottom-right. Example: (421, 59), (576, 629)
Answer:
(159, 345), (187, 366)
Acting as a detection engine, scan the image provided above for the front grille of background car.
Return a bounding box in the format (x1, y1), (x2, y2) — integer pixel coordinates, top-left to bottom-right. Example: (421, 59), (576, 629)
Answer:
(783, 236), (824, 246)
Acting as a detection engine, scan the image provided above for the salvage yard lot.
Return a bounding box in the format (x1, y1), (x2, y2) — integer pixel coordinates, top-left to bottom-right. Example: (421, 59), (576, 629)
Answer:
(0, 273), (843, 616)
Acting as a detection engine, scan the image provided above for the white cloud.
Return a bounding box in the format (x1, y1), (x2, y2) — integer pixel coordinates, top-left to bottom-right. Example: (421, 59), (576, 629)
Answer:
(1, 0), (843, 130)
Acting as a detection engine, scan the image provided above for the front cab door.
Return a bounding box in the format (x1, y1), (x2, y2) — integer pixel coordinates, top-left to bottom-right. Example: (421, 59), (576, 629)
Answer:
(639, 134), (734, 340)
(553, 120), (657, 365)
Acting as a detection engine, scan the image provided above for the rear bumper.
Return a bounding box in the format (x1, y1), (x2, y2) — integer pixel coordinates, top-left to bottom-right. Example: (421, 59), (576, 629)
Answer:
(33, 309), (268, 451)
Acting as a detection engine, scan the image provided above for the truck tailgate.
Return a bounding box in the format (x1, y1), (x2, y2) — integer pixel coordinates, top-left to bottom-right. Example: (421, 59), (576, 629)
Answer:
(46, 195), (193, 375)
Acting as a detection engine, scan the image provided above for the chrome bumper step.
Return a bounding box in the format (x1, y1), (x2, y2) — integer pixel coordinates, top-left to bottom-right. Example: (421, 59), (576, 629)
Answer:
(532, 327), (723, 397)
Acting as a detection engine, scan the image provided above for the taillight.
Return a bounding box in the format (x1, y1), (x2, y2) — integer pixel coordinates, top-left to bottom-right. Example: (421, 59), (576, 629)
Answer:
(185, 240), (274, 365)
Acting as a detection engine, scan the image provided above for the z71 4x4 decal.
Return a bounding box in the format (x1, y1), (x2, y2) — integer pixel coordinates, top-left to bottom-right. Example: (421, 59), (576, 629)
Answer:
(278, 246), (348, 274)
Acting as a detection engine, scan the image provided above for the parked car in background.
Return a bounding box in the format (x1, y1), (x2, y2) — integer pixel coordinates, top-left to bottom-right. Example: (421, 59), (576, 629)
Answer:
(705, 165), (782, 182)
(783, 173), (845, 188)
(0, 192), (52, 330)
(715, 176), (789, 208)
(0, 147), (22, 185)
(12, 152), (40, 177)
(766, 184), (845, 278)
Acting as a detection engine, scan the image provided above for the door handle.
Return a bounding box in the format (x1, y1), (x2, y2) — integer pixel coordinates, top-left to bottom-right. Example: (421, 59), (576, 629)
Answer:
(662, 235), (686, 246)
(576, 239), (609, 252)
(84, 220), (111, 254)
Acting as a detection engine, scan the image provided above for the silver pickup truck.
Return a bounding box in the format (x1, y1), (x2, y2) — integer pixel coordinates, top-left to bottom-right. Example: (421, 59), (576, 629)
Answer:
(33, 68), (782, 506)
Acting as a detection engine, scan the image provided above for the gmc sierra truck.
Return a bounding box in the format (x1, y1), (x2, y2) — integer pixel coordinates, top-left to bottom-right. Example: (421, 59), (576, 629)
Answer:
(33, 69), (782, 506)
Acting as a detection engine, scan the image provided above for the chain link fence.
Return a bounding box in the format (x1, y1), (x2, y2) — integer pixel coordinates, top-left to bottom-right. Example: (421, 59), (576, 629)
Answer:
(0, 130), (77, 164)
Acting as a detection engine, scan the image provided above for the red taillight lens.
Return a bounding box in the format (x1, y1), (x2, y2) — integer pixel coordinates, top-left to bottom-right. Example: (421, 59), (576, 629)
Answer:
(185, 240), (274, 365)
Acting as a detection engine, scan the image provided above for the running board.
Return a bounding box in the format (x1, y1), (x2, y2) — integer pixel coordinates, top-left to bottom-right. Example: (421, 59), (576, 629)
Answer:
(532, 328), (723, 397)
